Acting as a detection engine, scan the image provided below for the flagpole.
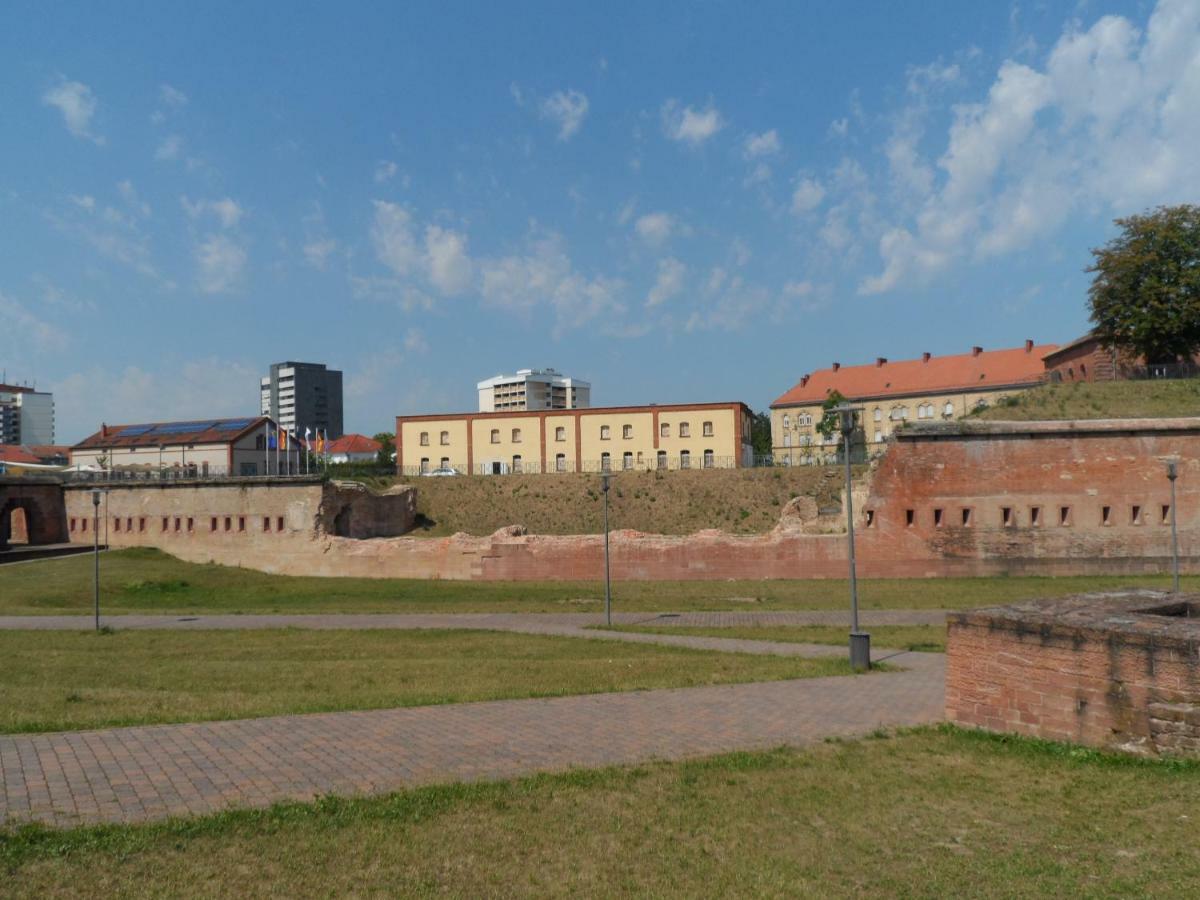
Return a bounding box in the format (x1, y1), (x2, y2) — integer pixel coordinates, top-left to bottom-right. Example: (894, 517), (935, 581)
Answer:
(274, 423), (279, 475)
(262, 420), (268, 477)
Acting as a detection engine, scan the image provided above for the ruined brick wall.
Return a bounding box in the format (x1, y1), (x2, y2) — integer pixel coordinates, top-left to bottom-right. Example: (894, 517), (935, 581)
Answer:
(946, 593), (1200, 757)
(45, 418), (1200, 581)
(0, 477), (68, 549)
(62, 479), (416, 570)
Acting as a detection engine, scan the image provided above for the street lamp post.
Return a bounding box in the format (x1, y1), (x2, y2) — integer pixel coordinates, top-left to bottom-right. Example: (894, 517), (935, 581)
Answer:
(91, 488), (101, 632)
(832, 403), (870, 671)
(601, 471), (613, 627)
(1167, 460), (1181, 594)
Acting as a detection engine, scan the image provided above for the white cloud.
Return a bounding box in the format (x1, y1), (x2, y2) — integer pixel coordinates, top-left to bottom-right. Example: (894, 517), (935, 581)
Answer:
(42, 77), (103, 144)
(370, 201), (421, 276)
(743, 129), (781, 158)
(685, 274), (775, 332)
(861, 0), (1200, 295)
(828, 117), (849, 138)
(155, 134), (183, 161)
(646, 257), (686, 307)
(182, 196), (244, 229)
(117, 180), (151, 218)
(0, 290), (70, 354)
(374, 160), (398, 183)
(424, 225), (474, 296)
(634, 211), (675, 246)
(303, 238), (339, 270)
(661, 100), (724, 145)
(52, 358), (258, 442)
(480, 231), (626, 334)
(68, 194), (95, 211)
(159, 84), (188, 108)
(403, 327), (429, 354)
(540, 89), (589, 140)
(791, 177), (826, 213)
(49, 194), (163, 282)
(195, 234), (247, 293)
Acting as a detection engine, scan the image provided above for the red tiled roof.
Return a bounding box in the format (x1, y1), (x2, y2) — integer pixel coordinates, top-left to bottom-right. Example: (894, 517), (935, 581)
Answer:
(0, 445), (42, 464)
(325, 434), (381, 454)
(771, 343), (1059, 408)
(25, 445), (70, 458)
(72, 417), (269, 450)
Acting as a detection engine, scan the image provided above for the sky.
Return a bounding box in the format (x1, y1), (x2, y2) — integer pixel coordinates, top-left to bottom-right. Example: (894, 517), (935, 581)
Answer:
(2, 0), (1199, 442)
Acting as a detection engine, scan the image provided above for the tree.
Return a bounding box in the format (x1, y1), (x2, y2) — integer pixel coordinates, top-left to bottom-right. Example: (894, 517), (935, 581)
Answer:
(1088, 205), (1200, 364)
(814, 390), (847, 441)
(749, 411), (772, 457)
(373, 432), (395, 466)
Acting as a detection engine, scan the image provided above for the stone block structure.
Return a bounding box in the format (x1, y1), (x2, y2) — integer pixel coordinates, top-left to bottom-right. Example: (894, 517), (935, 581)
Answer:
(0, 476), (68, 550)
(947, 591), (1200, 757)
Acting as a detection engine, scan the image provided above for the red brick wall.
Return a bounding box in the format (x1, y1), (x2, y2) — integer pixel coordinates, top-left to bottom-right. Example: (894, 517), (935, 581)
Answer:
(946, 611), (1200, 756)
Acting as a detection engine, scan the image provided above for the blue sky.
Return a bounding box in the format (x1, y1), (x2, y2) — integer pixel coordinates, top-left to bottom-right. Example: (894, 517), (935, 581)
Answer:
(3, 0), (1198, 442)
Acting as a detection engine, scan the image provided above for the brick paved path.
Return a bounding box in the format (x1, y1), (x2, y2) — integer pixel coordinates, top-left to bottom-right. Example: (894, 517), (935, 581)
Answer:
(0, 654), (943, 828)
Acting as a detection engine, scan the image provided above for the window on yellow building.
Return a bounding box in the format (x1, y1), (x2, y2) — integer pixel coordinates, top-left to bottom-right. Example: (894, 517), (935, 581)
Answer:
(943, 401), (954, 417)
(680, 450), (691, 469)
(679, 422), (690, 437)
(600, 425), (611, 440)
(512, 428), (522, 442)
(623, 424), (633, 439)
(782, 415), (790, 429)
(440, 431), (449, 445)
(601, 452), (611, 471)
(556, 453), (566, 472)
(555, 426), (566, 441)
(623, 452), (633, 470)
(490, 429), (500, 443)
(873, 408), (882, 422)
(660, 422), (670, 438)
(702, 421), (713, 437)
(419, 431), (429, 446)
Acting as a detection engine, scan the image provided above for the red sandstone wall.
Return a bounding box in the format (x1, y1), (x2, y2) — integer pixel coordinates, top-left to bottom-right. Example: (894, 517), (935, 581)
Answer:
(51, 420), (1200, 581)
(946, 615), (1200, 755)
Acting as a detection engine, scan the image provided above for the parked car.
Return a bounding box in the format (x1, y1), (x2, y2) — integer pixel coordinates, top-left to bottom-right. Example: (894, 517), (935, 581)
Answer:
(423, 467), (461, 477)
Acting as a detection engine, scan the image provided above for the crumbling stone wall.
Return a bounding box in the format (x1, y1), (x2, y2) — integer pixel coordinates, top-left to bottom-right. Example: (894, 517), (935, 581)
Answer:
(947, 592), (1200, 757)
(0, 477), (68, 549)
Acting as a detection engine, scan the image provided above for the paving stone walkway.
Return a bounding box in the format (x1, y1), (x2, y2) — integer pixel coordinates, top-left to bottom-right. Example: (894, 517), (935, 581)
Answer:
(0, 654), (944, 828)
(0, 611), (947, 828)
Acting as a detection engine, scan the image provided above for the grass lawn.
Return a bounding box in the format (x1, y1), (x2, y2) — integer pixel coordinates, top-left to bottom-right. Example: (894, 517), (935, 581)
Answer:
(0, 547), (1192, 615)
(0, 629), (855, 734)
(972, 377), (1200, 421)
(5, 727), (1199, 896)
(600, 623), (948, 652)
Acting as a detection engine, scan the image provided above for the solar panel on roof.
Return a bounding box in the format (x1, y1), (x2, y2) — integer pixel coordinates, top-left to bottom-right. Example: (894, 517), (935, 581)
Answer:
(117, 425), (154, 436)
(151, 421), (213, 435)
(215, 418), (254, 431)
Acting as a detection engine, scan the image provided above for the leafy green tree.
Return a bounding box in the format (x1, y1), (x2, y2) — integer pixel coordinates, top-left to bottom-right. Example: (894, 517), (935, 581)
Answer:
(814, 390), (848, 441)
(1089, 205), (1200, 364)
(750, 411), (772, 456)
(373, 432), (396, 466)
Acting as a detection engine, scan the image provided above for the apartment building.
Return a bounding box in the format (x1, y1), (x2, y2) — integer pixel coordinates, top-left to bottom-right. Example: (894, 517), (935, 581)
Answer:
(477, 368), (591, 412)
(397, 402), (753, 475)
(260, 361), (344, 438)
(770, 341), (1056, 464)
(0, 383), (55, 445)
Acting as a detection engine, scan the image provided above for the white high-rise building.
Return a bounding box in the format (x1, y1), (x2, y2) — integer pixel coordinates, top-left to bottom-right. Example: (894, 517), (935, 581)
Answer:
(0, 383), (54, 445)
(476, 368), (591, 412)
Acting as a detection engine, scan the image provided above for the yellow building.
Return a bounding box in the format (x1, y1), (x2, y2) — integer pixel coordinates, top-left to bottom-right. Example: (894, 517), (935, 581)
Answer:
(396, 402), (753, 475)
(769, 341), (1057, 464)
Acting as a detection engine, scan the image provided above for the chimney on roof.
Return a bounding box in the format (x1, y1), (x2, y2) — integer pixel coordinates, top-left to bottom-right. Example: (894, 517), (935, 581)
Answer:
(972, 346), (983, 357)
(875, 357), (887, 367)
(832, 362), (840, 372)
(1025, 339), (1034, 353)
(922, 352), (931, 363)
(800, 375), (810, 387)
(101, 422), (108, 438)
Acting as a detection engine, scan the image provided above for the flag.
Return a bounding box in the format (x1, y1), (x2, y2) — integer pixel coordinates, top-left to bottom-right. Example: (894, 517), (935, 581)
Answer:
(280, 429), (288, 450)
(316, 430), (325, 453)
(268, 428), (277, 450)
(305, 427), (312, 451)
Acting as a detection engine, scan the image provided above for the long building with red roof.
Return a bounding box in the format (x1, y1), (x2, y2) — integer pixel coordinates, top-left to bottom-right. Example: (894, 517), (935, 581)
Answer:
(769, 340), (1057, 463)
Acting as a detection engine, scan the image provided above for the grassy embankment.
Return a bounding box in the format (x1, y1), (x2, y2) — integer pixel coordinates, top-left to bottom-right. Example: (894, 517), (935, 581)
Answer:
(600, 623), (948, 652)
(972, 377), (1200, 421)
(0, 629), (855, 734)
(1, 547), (1190, 616)
(386, 466), (851, 536)
(5, 727), (1199, 896)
